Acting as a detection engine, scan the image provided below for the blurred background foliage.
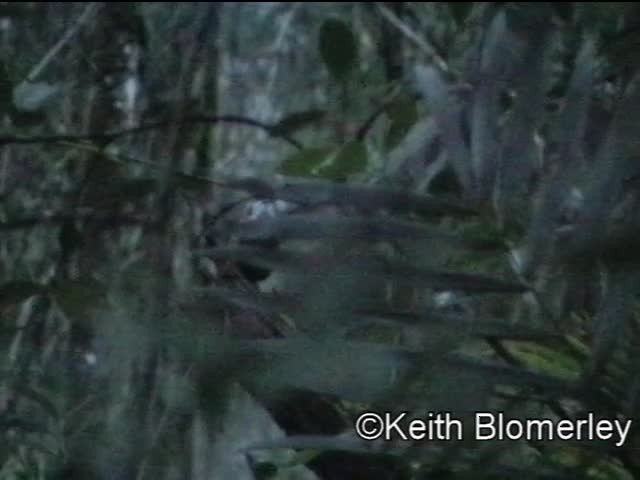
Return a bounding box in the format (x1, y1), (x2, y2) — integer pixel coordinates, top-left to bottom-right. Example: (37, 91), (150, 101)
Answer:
(1, 2), (640, 479)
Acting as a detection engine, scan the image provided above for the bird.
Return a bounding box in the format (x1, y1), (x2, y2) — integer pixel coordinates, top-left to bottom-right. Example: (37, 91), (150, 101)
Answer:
(199, 199), (285, 285)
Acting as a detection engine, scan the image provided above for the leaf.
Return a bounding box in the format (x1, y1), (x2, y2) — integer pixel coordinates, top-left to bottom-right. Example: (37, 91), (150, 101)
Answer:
(414, 65), (473, 192)
(205, 245), (528, 294)
(316, 141), (367, 180)
(465, 10), (511, 198)
(446, 354), (578, 395)
(271, 110), (326, 136)
(381, 262), (530, 294)
(231, 212), (503, 250)
(277, 179), (480, 217)
(318, 19), (358, 81)
(505, 343), (583, 381)
(358, 308), (561, 342)
(496, 10), (553, 219)
(0, 281), (45, 308)
(585, 271), (635, 379)
(187, 286), (302, 317)
(279, 147), (333, 177)
(225, 176), (480, 217)
(523, 39), (596, 276)
(385, 98), (419, 151)
(277, 139), (383, 182)
(233, 338), (415, 403)
(13, 81), (60, 112)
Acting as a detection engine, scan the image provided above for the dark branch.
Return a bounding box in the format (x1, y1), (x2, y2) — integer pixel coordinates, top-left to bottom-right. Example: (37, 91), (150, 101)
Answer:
(0, 213), (149, 232)
(0, 114), (303, 150)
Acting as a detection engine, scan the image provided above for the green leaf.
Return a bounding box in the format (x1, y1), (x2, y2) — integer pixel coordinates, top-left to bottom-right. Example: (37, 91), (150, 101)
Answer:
(316, 141), (367, 180)
(318, 19), (358, 81)
(448, 2), (474, 25)
(0, 282), (45, 308)
(385, 98), (419, 150)
(506, 343), (583, 381)
(271, 110), (326, 136)
(278, 147), (333, 177)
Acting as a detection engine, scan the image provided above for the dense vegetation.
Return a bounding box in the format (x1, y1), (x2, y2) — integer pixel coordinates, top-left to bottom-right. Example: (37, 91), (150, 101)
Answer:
(1, 2), (640, 479)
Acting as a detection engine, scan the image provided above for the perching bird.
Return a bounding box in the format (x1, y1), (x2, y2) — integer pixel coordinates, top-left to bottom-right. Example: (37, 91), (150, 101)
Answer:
(199, 199), (290, 284)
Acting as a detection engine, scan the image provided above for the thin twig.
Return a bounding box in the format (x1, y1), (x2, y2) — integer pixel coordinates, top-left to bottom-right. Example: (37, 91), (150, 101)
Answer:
(0, 213), (148, 232)
(375, 3), (449, 74)
(355, 85), (413, 141)
(265, 3), (302, 94)
(0, 114), (303, 149)
(26, 3), (102, 82)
